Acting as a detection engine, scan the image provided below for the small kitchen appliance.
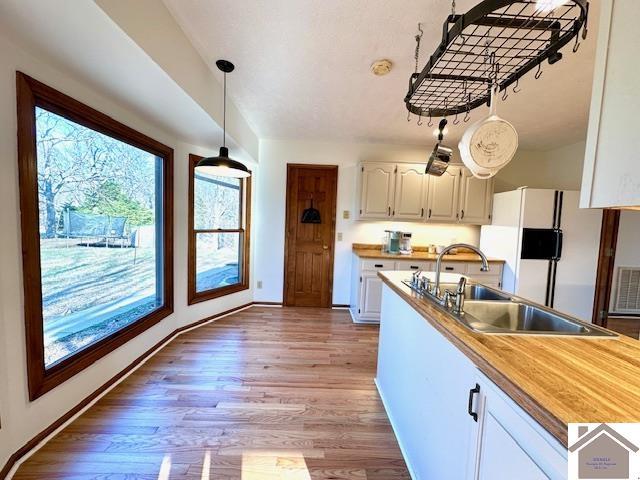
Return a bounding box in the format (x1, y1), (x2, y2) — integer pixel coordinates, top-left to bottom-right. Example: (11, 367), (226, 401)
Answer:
(384, 230), (402, 255)
(399, 232), (413, 255)
(383, 231), (413, 255)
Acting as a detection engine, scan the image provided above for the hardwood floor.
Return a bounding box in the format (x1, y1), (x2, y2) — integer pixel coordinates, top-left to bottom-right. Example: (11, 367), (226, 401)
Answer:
(14, 307), (410, 479)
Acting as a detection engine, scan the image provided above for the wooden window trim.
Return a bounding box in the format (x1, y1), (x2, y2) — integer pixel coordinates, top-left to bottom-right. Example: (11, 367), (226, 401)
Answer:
(188, 154), (251, 305)
(16, 72), (174, 401)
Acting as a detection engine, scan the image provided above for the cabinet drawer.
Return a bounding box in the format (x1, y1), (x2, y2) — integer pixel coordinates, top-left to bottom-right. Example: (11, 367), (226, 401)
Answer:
(361, 259), (395, 270)
(468, 276), (502, 289)
(395, 260), (433, 271)
(440, 262), (467, 274)
(467, 262), (502, 276)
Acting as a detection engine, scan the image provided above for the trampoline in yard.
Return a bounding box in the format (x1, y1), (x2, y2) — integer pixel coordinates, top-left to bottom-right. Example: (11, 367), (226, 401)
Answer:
(61, 209), (130, 247)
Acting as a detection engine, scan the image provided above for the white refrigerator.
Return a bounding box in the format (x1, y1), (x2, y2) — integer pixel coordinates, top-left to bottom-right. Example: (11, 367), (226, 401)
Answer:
(480, 188), (602, 322)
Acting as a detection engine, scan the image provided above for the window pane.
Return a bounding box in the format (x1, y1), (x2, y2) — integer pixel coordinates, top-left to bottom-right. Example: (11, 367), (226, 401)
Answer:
(194, 172), (240, 230)
(196, 232), (241, 292)
(35, 107), (164, 368)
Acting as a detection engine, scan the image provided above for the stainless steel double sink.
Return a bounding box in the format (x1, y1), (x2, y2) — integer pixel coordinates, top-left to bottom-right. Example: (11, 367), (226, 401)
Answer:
(405, 281), (616, 337)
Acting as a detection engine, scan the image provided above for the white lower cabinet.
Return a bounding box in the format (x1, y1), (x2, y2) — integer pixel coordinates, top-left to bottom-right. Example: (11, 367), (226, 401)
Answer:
(473, 377), (567, 480)
(350, 255), (503, 323)
(359, 274), (383, 317)
(377, 285), (567, 480)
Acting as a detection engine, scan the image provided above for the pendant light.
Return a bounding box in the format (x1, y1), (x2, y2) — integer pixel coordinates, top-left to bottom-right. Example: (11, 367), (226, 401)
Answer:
(196, 60), (250, 178)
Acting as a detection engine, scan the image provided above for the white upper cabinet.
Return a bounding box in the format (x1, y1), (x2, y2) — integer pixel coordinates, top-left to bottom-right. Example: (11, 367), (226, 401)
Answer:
(393, 164), (427, 220)
(459, 169), (494, 225)
(357, 162), (493, 224)
(581, 0), (640, 209)
(359, 163), (395, 218)
(426, 166), (461, 223)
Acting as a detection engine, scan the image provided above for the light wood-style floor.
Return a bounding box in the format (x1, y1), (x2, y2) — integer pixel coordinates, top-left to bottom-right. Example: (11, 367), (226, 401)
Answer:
(15, 307), (410, 479)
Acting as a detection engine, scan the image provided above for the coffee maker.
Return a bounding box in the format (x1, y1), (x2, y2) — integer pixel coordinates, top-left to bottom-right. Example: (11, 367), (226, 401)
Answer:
(399, 232), (413, 255)
(384, 230), (412, 255)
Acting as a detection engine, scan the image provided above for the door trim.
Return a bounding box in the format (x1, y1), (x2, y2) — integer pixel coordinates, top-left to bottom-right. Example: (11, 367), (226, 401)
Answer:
(591, 209), (620, 327)
(283, 164), (338, 307)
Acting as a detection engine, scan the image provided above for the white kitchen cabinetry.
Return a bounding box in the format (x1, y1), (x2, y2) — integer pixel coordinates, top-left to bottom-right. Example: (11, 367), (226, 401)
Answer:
(393, 164), (427, 220)
(426, 166), (461, 223)
(359, 163), (395, 218)
(349, 255), (503, 323)
(459, 169), (494, 225)
(359, 275), (383, 317)
(377, 285), (567, 479)
(474, 377), (567, 480)
(357, 162), (493, 225)
(581, 1), (640, 209)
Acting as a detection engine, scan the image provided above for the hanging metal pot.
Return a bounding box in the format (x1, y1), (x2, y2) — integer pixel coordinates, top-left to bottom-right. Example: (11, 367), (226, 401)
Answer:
(425, 119), (452, 176)
(458, 86), (518, 179)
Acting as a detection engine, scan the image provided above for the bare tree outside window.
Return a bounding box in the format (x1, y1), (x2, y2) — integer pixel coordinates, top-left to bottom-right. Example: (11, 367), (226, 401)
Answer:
(35, 107), (164, 367)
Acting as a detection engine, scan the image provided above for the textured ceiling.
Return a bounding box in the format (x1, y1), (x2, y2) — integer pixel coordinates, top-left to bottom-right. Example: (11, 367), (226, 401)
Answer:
(164, 0), (598, 150)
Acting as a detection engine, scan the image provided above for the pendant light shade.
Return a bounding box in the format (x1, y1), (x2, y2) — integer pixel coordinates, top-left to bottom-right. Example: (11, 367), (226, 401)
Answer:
(196, 147), (251, 178)
(196, 60), (251, 178)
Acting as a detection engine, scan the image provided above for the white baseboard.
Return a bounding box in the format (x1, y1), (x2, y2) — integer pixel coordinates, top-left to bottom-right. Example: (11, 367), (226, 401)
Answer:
(348, 307), (380, 324)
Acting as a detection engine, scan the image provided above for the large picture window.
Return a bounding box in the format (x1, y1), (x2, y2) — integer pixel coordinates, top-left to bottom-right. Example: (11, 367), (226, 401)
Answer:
(188, 154), (250, 304)
(17, 72), (173, 399)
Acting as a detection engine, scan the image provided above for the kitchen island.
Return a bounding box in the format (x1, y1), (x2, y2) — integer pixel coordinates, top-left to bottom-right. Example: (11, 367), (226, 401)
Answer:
(376, 270), (640, 480)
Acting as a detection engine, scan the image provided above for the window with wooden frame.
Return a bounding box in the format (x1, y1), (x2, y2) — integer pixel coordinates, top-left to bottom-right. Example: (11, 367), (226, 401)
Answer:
(16, 72), (174, 400)
(188, 154), (251, 304)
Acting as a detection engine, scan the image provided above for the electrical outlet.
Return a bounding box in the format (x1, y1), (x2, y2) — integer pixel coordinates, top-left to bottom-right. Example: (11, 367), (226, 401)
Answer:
(257, 280), (263, 289)
(343, 210), (350, 219)
(337, 232), (343, 241)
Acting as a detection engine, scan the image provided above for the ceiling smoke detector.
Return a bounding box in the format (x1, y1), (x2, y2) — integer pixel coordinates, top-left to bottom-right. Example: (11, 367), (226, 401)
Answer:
(371, 59), (392, 76)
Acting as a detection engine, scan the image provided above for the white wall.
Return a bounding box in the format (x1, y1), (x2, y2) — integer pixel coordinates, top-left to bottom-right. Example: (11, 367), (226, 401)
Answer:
(610, 211), (640, 313)
(0, 30), (255, 471)
(494, 141), (586, 193)
(254, 139), (480, 305)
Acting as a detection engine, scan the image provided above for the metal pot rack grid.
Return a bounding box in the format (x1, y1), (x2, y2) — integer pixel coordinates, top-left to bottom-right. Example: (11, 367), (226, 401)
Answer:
(405, 0), (589, 120)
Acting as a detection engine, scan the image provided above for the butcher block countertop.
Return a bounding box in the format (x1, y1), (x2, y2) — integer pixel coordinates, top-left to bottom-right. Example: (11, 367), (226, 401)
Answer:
(378, 270), (640, 447)
(352, 243), (505, 263)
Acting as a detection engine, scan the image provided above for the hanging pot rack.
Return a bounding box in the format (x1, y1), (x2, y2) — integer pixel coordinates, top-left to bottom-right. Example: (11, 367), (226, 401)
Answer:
(405, 0), (589, 118)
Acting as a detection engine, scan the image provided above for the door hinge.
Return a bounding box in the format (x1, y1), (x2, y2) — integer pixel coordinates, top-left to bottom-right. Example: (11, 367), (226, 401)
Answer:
(394, 166), (398, 173)
(360, 276), (362, 283)
(361, 166), (364, 172)
(358, 308), (361, 314)
(605, 247), (615, 258)
(359, 209), (362, 214)
(599, 310), (607, 320)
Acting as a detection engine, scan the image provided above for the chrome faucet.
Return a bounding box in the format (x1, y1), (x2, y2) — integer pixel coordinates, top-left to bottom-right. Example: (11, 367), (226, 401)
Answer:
(430, 243), (489, 301)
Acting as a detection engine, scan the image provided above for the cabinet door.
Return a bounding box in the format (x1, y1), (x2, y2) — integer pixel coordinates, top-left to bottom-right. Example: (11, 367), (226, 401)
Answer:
(473, 376), (567, 480)
(580, 0), (640, 209)
(359, 163), (395, 218)
(359, 274), (383, 317)
(393, 164), (426, 220)
(426, 166), (461, 223)
(459, 169), (494, 225)
(476, 413), (548, 480)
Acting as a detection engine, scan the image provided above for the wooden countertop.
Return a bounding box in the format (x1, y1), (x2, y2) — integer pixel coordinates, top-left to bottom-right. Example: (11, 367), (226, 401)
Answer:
(378, 271), (640, 447)
(352, 244), (505, 263)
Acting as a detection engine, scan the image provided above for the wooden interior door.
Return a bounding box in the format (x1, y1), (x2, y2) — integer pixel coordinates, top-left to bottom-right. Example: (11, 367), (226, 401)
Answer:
(284, 164), (338, 307)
